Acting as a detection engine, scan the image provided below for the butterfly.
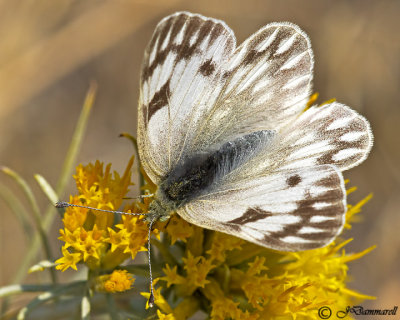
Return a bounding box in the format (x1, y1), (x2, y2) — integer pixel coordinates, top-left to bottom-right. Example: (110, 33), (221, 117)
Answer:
(138, 11), (373, 252)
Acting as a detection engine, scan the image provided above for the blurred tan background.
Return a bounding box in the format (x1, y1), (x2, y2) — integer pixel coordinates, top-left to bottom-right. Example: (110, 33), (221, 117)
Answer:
(0, 0), (399, 313)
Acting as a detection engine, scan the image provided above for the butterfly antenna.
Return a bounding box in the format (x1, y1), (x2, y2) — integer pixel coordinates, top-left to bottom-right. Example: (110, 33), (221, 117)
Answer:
(147, 217), (157, 307)
(55, 201), (147, 216)
(123, 194), (154, 200)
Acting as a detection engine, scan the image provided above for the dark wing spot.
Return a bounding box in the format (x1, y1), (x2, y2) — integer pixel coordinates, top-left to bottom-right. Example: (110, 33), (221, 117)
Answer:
(317, 152), (334, 166)
(228, 207), (273, 224)
(222, 70), (232, 79)
(243, 49), (258, 65)
(210, 22), (225, 44)
(287, 174), (302, 187)
(199, 59), (215, 76)
(148, 80), (170, 120)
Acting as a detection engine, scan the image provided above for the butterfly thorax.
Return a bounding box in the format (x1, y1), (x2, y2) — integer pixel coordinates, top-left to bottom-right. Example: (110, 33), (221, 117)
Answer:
(154, 131), (274, 213)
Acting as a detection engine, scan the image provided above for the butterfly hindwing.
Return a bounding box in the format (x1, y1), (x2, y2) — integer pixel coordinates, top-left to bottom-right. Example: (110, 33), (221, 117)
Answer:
(266, 101), (374, 172)
(193, 101), (373, 186)
(178, 165), (346, 251)
(173, 101), (371, 250)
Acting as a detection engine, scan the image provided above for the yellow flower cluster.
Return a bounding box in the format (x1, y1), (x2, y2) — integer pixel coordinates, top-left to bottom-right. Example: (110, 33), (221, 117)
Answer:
(94, 270), (135, 293)
(146, 197), (375, 320)
(55, 157), (374, 319)
(56, 157), (150, 290)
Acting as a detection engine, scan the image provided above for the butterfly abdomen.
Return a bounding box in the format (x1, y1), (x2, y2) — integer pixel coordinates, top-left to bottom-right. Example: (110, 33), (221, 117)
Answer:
(160, 130), (274, 207)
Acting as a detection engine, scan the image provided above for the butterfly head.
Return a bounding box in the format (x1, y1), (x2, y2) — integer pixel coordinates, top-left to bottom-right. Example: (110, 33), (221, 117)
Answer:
(144, 195), (174, 223)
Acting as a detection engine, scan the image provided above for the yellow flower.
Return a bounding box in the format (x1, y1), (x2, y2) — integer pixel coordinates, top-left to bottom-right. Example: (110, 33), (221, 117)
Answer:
(344, 192), (373, 229)
(156, 310), (177, 320)
(206, 232), (244, 263)
(164, 214), (194, 245)
(183, 252), (214, 289)
(141, 283), (201, 320)
(106, 214), (148, 257)
(94, 270), (134, 293)
(55, 246), (82, 271)
(74, 158), (134, 231)
(56, 157), (144, 272)
(141, 285), (172, 313)
(62, 195), (88, 232)
(161, 265), (185, 288)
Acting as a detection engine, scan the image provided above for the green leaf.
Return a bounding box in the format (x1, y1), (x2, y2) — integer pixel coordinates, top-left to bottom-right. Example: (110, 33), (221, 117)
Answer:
(56, 81), (97, 194)
(16, 281), (86, 320)
(0, 183), (33, 241)
(1, 166), (56, 283)
(34, 174), (59, 207)
(106, 294), (118, 320)
(28, 260), (57, 274)
(81, 294), (91, 320)
(13, 82), (97, 284)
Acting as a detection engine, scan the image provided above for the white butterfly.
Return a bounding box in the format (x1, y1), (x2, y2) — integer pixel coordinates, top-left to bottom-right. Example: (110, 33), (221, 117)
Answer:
(138, 12), (373, 252)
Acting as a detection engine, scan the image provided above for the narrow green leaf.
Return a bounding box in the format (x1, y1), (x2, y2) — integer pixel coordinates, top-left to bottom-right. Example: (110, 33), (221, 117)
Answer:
(106, 294), (118, 320)
(34, 174), (59, 207)
(0, 282), (85, 298)
(1, 167), (56, 283)
(28, 260), (57, 274)
(81, 294), (91, 320)
(0, 183), (33, 241)
(13, 82), (97, 284)
(56, 81), (97, 194)
(16, 281), (86, 320)
(0, 284), (52, 298)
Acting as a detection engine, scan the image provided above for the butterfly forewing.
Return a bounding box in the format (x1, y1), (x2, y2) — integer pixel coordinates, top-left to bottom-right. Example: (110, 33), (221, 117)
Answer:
(191, 22), (314, 151)
(138, 12), (235, 183)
